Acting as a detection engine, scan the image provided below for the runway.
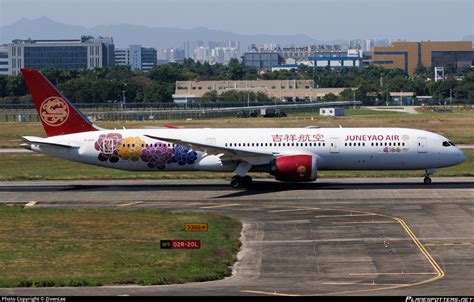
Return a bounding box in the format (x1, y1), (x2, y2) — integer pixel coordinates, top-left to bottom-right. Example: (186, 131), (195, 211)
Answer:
(0, 177), (473, 296)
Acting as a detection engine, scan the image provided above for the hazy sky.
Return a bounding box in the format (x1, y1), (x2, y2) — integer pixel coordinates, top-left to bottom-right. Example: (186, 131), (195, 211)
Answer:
(1, 0), (472, 40)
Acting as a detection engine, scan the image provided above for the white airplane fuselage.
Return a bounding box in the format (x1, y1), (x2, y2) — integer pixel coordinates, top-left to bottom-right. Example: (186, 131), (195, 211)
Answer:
(30, 127), (465, 174)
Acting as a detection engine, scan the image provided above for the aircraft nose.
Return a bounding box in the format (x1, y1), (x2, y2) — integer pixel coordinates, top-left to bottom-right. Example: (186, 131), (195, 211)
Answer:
(458, 150), (466, 164)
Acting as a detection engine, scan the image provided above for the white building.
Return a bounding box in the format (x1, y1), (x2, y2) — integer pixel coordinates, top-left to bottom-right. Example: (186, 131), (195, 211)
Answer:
(194, 46), (209, 63)
(309, 50), (362, 68)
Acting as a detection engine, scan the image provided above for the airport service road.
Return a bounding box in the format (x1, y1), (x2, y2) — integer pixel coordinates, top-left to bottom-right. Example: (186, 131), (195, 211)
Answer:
(0, 177), (472, 296)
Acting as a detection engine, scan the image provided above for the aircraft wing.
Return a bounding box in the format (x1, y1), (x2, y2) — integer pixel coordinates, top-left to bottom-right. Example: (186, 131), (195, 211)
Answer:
(22, 136), (80, 149)
(145, 134), (276, 159)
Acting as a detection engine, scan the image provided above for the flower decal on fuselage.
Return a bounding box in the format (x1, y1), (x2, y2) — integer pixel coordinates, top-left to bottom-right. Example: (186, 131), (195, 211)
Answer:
(141, 144), (173, 169)
(172, 145), (198, 166)
(118, 137), (145, 161)
(94, 134), (198, 168)
(94, 133), (122, 163)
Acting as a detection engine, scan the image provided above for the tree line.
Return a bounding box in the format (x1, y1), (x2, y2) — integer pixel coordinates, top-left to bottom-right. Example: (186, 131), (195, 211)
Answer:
(0, 58), (472, 105)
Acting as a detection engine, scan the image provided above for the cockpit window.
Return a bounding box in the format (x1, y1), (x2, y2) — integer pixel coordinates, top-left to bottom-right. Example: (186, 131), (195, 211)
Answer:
(442, 141), (450, 147)
(448, 141), (456, 146)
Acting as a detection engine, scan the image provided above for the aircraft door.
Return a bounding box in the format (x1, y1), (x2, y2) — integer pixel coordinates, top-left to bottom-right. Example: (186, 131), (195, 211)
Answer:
(417, 137), (427, 153)
(330, 138), (340, 154)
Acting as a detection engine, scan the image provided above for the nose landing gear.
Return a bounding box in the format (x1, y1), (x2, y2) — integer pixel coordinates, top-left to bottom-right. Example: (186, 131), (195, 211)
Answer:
(423, 168), (436, 184)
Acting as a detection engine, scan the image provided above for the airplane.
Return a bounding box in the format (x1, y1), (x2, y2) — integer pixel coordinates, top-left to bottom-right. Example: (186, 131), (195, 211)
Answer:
(20, 68), (466, 188)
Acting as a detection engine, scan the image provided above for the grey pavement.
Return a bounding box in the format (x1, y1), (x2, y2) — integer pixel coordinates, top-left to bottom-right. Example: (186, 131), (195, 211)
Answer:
(0, 177), (472, 296)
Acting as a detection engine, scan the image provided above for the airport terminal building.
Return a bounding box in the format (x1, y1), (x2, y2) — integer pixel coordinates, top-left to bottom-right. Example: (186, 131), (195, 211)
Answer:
(372, 41), (473, 76)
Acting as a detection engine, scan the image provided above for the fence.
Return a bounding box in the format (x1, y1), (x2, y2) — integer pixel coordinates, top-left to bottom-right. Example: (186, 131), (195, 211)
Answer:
(0, 101), (361, 122)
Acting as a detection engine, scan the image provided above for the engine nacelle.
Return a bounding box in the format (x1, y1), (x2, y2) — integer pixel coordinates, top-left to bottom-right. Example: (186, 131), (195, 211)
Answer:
(270, 154), (317, 182)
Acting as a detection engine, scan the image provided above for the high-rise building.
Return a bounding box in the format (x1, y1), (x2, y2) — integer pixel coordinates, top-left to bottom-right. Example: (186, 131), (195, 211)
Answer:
(0, 46), (8, 75)
(373, 41), (473, 75)
(114, 48), (129, 66)
(115, 45), (157, 72)
(5, 36), (115, 75)
(194, 46), (209, 63)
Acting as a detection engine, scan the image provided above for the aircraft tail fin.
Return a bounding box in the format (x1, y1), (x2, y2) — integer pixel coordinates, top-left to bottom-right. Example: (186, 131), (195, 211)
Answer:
(21, 68), (98, 137)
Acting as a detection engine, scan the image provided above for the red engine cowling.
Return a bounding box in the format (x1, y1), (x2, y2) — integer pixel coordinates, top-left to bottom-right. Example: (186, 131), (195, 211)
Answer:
(270, 154), (317, 182)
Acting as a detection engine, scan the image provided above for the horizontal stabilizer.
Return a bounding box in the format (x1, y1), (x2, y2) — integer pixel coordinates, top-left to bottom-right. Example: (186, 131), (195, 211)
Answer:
(22, 136), (80, 149)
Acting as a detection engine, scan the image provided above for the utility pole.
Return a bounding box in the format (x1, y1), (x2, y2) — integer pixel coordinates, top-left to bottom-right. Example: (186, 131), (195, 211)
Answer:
(122, 91), (126, 110)
(449, 89), (453, 110)
(353, 90), (356, 110)
(122, 82), (127, 110)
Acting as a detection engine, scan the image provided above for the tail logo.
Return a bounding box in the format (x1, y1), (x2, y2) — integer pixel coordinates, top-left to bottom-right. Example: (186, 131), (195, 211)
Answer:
(40, 97), (70, 127)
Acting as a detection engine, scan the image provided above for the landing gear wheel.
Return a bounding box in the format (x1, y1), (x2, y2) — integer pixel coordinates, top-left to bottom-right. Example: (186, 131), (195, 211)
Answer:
(242, 175), (253, 187)
(424, 176), (432, 184)
(230, 177), (242, 188)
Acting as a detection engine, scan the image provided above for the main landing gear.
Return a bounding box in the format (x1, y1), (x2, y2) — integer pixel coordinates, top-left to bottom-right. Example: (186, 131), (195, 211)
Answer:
(230, 175), (253, 188)
(423, 168), (436, 184)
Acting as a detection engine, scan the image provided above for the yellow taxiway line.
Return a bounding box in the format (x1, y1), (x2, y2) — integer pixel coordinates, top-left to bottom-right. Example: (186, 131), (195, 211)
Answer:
(200, 203), (240, 209)
(117, 201), (143, 207)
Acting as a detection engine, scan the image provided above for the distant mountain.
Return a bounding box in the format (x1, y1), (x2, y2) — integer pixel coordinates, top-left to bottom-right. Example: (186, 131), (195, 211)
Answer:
(0, 17), (318, 49)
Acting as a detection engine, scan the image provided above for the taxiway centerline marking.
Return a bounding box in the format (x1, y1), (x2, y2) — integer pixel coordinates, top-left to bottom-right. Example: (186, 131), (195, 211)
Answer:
(332, 221), (397, 224)
(117, 201), (143, 207)
(315, 213), (375, 218)
(24, 201), (37, 208)
(200, 203), (240, 209)
(268, 208), (316, 213)
(349, 272), (438, 276)
(240, 290), (297, 297)
(424, 242), (472, 247)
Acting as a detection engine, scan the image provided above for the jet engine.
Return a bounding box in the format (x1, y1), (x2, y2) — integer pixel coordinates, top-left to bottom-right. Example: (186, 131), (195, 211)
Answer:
(270, 154), (317, 182)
